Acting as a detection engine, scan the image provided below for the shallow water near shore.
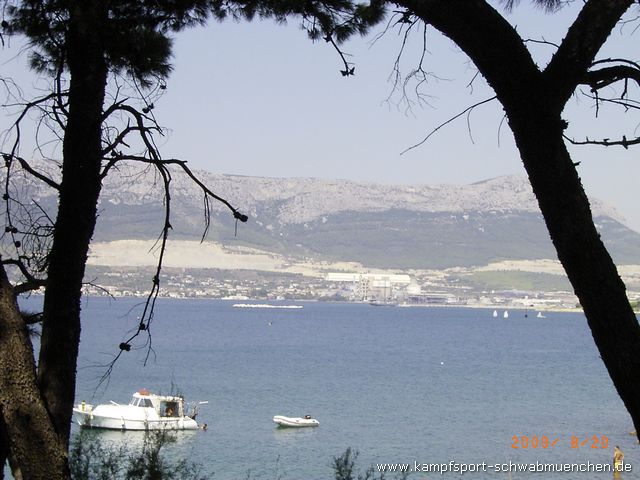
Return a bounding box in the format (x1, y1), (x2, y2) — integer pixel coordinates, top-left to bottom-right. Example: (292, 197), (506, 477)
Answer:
(15, 297), (639, 478)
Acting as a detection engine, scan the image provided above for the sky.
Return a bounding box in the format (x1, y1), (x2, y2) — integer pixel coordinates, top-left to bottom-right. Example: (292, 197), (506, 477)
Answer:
(2, 1), (640, 232)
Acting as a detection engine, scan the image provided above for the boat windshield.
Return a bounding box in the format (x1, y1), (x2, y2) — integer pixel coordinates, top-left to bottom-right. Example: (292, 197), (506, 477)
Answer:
(129, 397), (154, 408)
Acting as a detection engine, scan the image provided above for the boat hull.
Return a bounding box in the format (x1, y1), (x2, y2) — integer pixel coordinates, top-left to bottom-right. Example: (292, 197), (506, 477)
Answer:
(73, 405), (198, 431)
(272, 415), (319, 428)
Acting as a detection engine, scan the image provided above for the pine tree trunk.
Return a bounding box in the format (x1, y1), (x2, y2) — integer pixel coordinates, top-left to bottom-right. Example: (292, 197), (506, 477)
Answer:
(509, 114), (640, 436)
(0, 264), (69, 479)
(0, 420), (6, 479)
(397, 0), (640, 436)
(37, 0), (108, 447)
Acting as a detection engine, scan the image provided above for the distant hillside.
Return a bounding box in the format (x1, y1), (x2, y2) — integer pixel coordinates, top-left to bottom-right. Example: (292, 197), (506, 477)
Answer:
(7, 160), (640, 269)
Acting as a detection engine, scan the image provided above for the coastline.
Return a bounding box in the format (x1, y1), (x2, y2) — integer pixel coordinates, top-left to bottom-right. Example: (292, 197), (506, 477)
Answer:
(21, 291), (592, 314)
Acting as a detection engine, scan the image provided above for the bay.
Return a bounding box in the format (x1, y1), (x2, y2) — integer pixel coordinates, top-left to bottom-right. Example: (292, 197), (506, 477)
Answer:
(18, 297), (637, 478)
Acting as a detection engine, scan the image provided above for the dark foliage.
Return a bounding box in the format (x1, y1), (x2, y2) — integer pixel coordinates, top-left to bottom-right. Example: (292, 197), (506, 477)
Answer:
(4, 0), (385, 87)
(69, 430), (206, 480)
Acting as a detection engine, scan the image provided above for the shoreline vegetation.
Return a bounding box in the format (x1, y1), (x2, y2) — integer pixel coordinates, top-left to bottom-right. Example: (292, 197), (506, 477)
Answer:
(70, 432), (407, 480)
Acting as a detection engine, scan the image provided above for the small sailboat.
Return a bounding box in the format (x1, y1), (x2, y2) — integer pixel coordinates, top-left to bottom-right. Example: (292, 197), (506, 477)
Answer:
(503, 311), (509, 319)
(492, 310), (498, 318)
(536, 311), (546, 318)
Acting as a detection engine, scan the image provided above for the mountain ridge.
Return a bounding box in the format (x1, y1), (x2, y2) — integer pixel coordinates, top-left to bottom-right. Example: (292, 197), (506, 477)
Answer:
(6, 160), (639, 270)
(100, 166), (624, 225)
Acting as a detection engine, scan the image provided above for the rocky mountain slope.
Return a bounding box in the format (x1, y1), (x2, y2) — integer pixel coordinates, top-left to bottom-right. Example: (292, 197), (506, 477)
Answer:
(8, 160), (640, 269)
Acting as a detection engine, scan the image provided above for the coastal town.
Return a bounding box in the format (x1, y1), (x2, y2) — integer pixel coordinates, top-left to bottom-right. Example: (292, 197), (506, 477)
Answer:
(81, 264), (640, 312)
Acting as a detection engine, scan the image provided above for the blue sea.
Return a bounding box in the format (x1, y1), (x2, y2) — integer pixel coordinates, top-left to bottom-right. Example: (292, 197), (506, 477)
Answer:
(15, 297), (639, 478)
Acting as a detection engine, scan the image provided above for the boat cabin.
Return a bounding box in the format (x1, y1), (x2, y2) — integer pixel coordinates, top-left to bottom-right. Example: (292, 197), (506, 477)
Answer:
(130, 389), (185, 418)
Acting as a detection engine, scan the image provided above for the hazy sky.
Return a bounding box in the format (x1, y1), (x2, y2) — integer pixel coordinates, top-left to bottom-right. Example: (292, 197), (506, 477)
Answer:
(3, 2), (640, 232)
(160, 2), (640, 233)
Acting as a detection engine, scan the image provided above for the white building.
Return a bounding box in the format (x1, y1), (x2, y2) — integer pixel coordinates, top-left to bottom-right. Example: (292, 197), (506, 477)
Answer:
(325, 272), (411, 301)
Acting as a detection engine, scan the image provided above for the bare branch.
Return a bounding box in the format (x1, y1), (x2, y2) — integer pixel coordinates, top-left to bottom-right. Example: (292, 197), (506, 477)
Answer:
(400, 96), (497, 155)
(523, 37), (560, 49)
(1, 258), (46, 293)
(582, 60), (640, 92)
(323, 33), (356, 76)
(543, 0), (635, 111)
(1, 154), (60, 190)
(3, 69), (248, 386)
(101, 155), (248, 224)
(385, 15), (430, 113)
(564, 133), (640, 149)
(94, 94), (248, 381)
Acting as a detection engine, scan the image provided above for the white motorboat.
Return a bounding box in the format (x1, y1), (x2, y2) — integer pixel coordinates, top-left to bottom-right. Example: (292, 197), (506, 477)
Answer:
(233, 304), (303, 309)
(369, 300), (398, 307)
(72, 389), (203, 431)
(273, 415), (319, 428)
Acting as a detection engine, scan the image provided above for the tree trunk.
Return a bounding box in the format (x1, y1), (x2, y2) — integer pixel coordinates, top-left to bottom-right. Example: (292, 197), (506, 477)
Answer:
(0, 420), (6, 480)
(37, 0), (108, 447)
(396, 0), (640, 436)
(0, 264), (69, 479)
(0, 420), (23, 480)
(509, 113), (640, 436)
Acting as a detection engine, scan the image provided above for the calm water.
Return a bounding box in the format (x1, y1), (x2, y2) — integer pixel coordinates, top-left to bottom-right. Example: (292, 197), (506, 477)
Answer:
(16, 297), (639, 478)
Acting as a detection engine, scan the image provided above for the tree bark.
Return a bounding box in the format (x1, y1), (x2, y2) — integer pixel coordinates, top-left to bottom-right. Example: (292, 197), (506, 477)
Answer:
(509, 110), (640, 436)
(0, 419), (7, 480)
(0, 264), (69, 479)
(396, 0), (640, 436)
(37, 0), (108, 447)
